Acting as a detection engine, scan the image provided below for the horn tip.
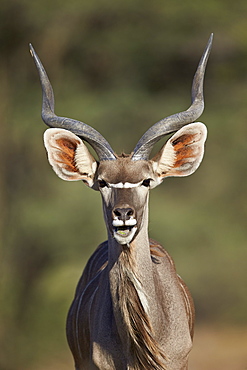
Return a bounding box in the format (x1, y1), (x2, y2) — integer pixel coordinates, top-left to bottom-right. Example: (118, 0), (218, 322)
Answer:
(208, 33), (214, 47)
(205, 33), (214, 55)
(29, 43), (35, 57)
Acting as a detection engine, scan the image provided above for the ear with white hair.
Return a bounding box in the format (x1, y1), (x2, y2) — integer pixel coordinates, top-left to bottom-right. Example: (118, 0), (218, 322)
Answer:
(43, 128), (98, 187)
(151, 122), (207, 184)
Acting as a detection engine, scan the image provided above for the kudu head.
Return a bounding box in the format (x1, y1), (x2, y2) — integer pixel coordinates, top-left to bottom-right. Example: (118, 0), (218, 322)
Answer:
(30, 35), (212, 247)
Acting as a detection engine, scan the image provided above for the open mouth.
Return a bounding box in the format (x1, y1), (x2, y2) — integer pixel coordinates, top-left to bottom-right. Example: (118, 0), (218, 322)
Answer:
(115, 225), (134, 237)
(113, 224), (137, 245)
(112, 218), (137, 245)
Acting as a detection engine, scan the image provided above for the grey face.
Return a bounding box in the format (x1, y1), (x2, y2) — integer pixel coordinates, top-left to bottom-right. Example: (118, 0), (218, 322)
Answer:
(97, 157), (154, 245)
(100, 185), (149, 245)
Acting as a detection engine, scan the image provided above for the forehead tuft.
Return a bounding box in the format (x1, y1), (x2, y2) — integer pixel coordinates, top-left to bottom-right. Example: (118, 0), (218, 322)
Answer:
(98, 157), (152, 184)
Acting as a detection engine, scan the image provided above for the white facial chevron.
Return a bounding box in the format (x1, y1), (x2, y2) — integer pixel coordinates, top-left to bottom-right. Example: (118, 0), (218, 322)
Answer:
(108, 181), (143, 189)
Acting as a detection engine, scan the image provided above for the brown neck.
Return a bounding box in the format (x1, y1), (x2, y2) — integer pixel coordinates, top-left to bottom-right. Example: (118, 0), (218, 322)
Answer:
(107, 202), (167, 369)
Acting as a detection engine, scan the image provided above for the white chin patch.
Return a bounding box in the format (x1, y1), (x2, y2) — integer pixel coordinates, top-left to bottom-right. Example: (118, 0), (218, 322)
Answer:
(113, 226), (137, 245)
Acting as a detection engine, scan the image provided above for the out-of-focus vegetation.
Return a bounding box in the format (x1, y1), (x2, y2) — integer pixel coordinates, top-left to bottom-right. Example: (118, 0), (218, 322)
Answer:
(1, 0), (247, 369)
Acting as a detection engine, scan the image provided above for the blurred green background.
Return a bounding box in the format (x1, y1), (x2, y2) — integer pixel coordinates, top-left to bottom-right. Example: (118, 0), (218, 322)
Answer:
(1, 0), (247, 369)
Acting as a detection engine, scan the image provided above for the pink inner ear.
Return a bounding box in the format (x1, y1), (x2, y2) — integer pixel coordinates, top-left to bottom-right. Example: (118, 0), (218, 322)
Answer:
(164, 129), (204, 177)
(172, 133), (196, 149)
(55, 137), (79, 173)
(151, 123), (206, 182)
(172, 134), (196, 169)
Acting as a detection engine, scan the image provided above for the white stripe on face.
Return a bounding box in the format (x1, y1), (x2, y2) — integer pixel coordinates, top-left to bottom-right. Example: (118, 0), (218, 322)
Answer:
(108, 181), (143, 189)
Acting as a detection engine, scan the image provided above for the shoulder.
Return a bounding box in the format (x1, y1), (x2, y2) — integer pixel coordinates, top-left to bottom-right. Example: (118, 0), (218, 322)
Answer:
(74, 241), (108, 296)
(84, 241), (108, 279)
(149, 238), (175, 268)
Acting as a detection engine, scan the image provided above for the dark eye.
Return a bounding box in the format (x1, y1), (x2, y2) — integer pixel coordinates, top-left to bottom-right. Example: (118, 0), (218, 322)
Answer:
(98, 179), (108, 188)
(142, 179), (151, 187)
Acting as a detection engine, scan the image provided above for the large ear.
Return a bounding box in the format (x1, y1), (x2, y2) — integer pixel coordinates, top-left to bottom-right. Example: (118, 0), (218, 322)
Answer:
(151, 122), (207, 180)
(43, 128), (97, 187)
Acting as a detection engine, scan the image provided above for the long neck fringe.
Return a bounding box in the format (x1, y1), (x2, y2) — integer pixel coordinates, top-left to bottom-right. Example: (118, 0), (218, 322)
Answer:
(117, 250), (168, 370)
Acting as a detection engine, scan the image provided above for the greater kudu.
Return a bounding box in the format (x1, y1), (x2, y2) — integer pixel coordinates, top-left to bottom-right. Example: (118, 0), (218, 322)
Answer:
(30, 34), (213, 370)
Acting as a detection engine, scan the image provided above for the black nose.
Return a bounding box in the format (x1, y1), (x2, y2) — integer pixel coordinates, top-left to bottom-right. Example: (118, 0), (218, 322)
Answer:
(113, 207), (135, 222)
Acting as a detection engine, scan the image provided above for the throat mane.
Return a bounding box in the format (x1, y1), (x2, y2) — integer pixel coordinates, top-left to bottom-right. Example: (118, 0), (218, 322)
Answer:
(116, 249), (167, 369)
